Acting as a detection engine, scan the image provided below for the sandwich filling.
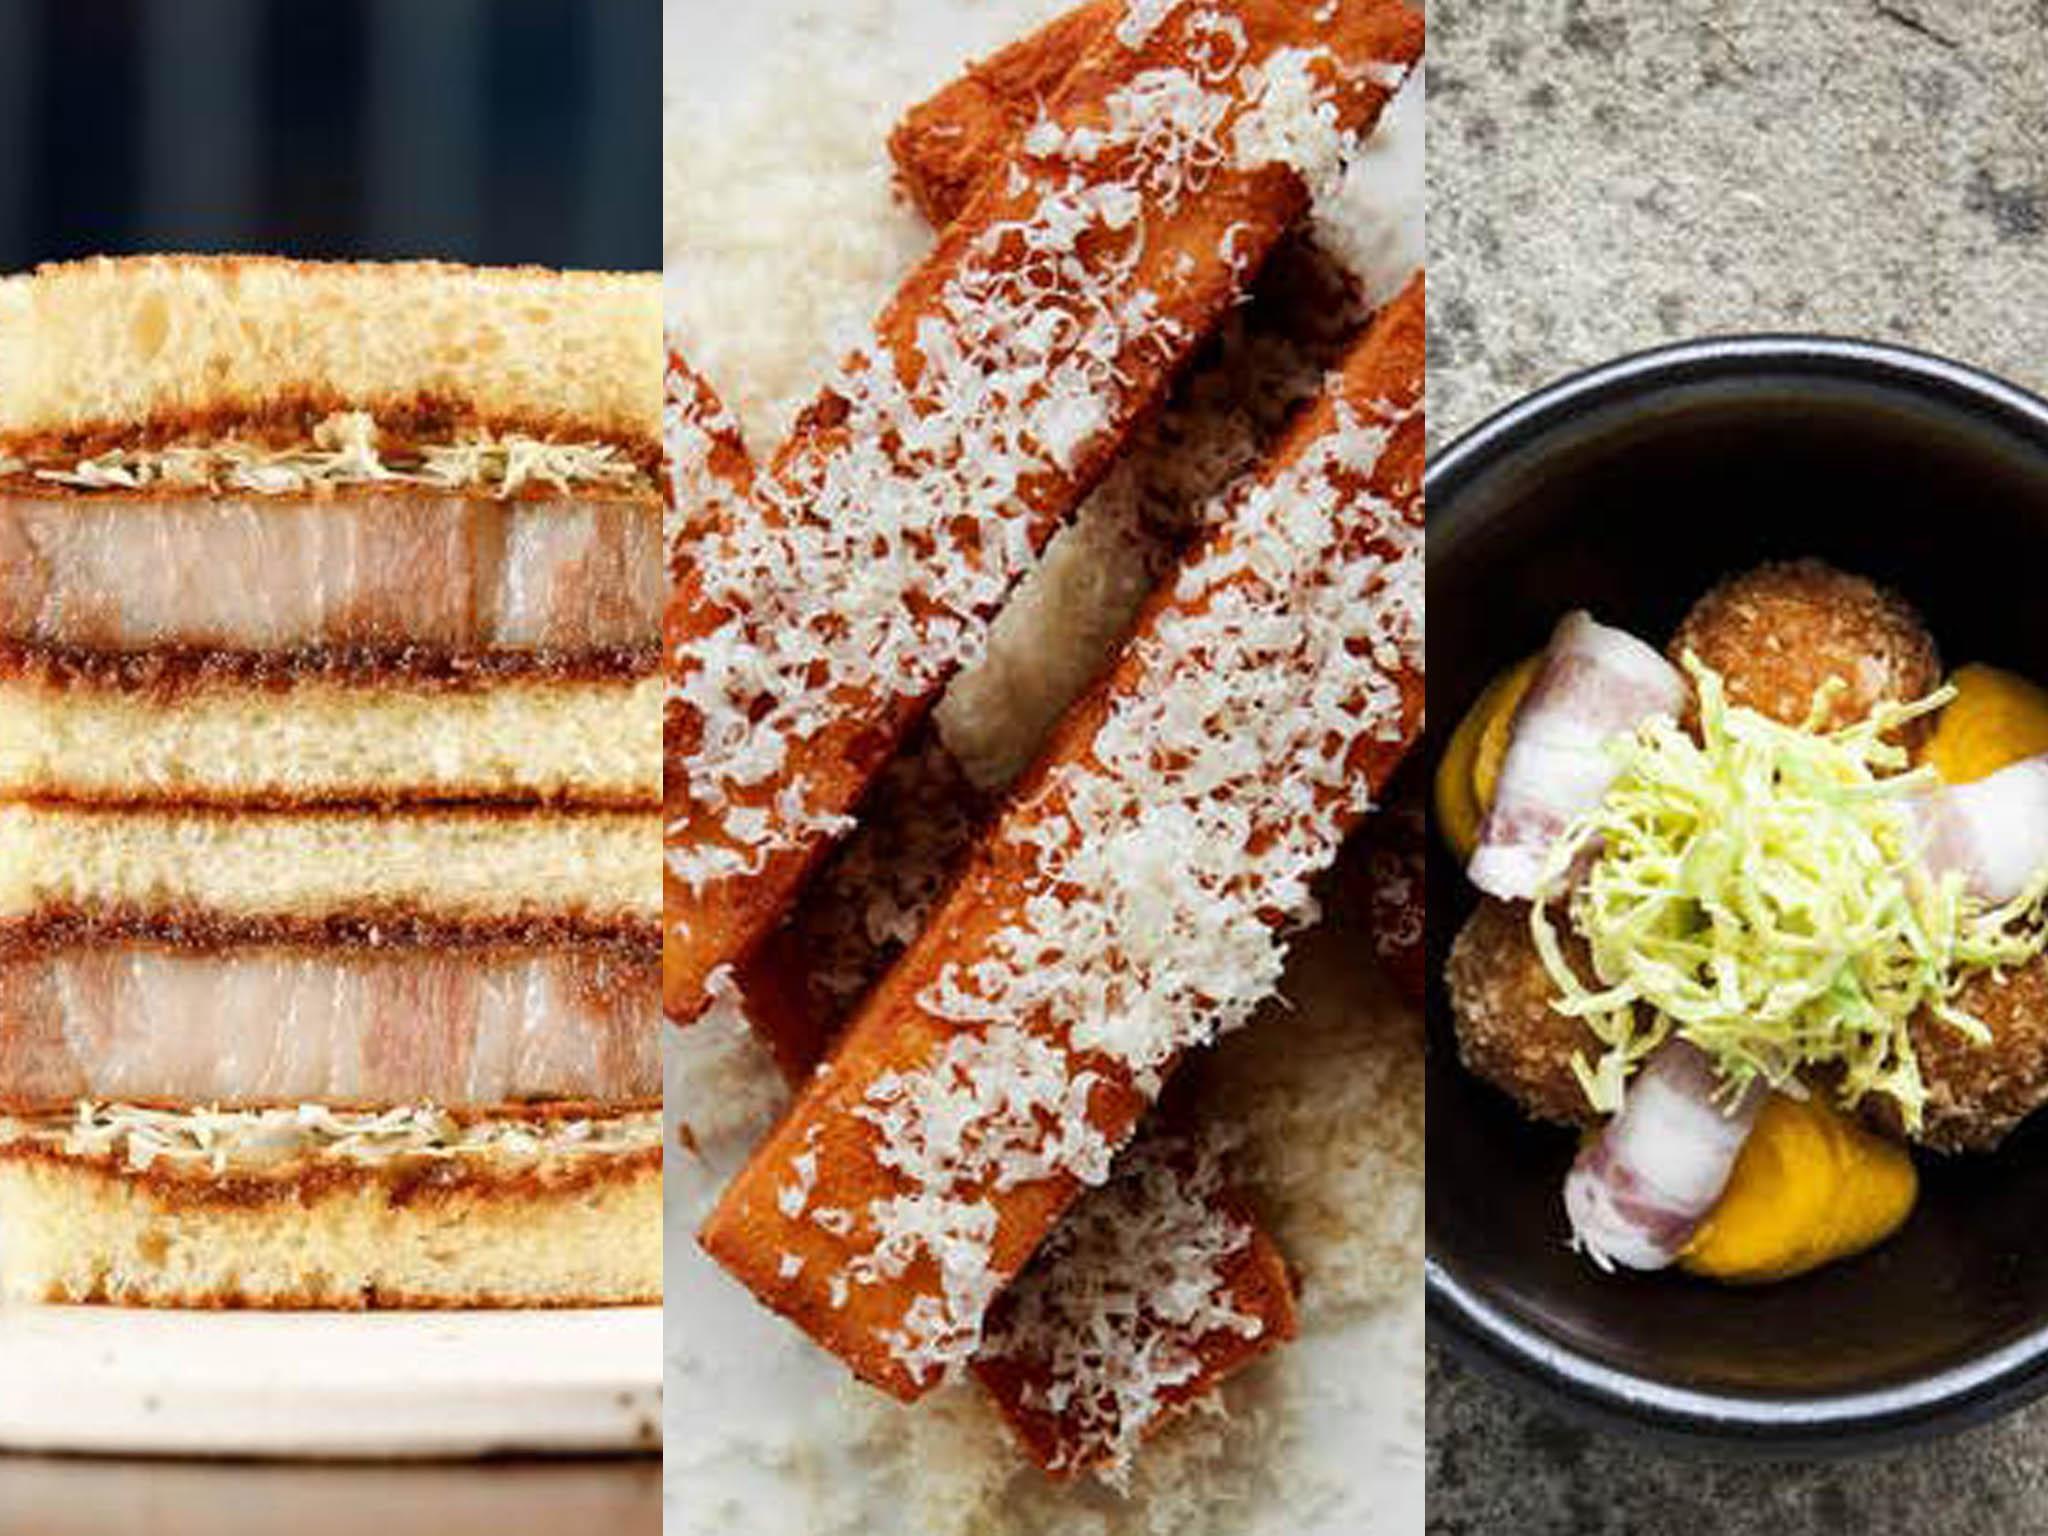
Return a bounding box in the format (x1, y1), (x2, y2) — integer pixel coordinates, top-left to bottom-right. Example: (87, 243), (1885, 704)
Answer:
(0, 490), (664, 657)
(0, 256), (665, 1312)
(10, 412), (653, 500)
(0, 945), (660, 1112)
(0, 1100), (662, 1175)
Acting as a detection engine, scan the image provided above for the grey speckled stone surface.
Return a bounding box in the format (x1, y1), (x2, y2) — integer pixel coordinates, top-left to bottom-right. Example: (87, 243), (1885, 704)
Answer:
(1428, 0), (2048, 447)
(1427, 2), (2048, 1531)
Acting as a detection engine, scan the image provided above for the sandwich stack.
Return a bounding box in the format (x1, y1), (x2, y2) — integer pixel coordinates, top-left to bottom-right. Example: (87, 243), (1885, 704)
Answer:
(0, 257), (664, 1308)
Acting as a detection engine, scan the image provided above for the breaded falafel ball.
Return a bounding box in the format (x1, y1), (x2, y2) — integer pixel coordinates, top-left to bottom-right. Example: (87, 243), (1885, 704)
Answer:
(1446, 896), (1605, 1126)
(1904, 957), (2048, 1153)
(1669, 560), (1942, 748)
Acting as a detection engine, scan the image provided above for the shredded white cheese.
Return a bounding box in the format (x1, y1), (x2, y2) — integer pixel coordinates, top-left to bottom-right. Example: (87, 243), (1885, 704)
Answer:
(1114, 0), (1187, 49)
(664, 346), (754, 574)
(824, 390), (1420, 1384)
(1233, 48), (1377, 205)
(979, 1127), (1264, 1482)
(664, 11), (1369, 913)
(922, 399), (1421, 1077)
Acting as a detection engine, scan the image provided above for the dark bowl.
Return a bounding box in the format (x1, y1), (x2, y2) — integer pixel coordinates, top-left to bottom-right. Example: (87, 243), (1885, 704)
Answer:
(1424, 335), (2048, 1452)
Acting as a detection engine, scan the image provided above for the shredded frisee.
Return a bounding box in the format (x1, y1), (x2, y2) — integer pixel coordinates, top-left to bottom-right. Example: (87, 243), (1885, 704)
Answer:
(1533, 655), (2048, 1129)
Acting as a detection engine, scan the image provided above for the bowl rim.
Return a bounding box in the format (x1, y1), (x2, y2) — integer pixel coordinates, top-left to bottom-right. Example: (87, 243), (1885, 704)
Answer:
(1424, 332), (2048, 1453)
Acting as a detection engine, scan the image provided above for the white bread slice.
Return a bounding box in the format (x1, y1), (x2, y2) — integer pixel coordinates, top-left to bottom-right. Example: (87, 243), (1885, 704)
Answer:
(0, 674), (660, 807)
(0, 805), (659, 937)
(0, 257), (661, 453)
(0, 1125), (660, 1308)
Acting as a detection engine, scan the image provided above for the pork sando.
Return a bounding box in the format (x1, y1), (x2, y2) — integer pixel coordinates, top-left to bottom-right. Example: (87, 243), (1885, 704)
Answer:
(0, 256), (662, 1308)
(663, 0), (1425, 1022)
(700, 277), (1425, 1399)
(1, 260), (661, 811)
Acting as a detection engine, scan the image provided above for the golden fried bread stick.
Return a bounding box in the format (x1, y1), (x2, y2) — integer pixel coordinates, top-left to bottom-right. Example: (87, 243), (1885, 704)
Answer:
(664, 0), (1424, 1022)
(972, 1121), (1296, 1477)
(889, 1), (1118, 229)
(735, 727), (988, 1081)
(701, 278), (1425, 1400)
(663, 346), (759, 1017)
(897, 34), (1433, 1011)
(733, 725), (1296, 1475)
(662, 345), (991, 1064)
(892, 0), (1373, 349)
(662, 346), (754, 585)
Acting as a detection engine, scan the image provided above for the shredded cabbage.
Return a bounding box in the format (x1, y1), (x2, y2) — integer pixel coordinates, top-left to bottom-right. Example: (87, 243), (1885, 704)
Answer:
(0, 1101), (661, 1176)
(1532, 655), (2048, 1129)
(20, 411), (646, 500)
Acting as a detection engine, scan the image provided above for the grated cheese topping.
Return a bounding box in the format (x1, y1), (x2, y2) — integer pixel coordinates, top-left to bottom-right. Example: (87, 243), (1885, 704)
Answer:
(17, 411), (649, 500)
(1, 1100), (661, 1176)
(1234, 49), (1361, 205)
(1115, 0), (1188, 49)
(935, 283), (1350, 784)
(661, 1), (1426, 1518)
(826, 389), (1421, 1384)
(664, 5), (1392, 906)
(979, 1127), (1265, 1483)
(663, 346), (754, 577)
(921, 398), (1421, 1076)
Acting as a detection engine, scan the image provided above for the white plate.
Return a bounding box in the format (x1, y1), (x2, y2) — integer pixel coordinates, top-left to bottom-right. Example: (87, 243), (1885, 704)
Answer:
(0, 1305), (661, 1459)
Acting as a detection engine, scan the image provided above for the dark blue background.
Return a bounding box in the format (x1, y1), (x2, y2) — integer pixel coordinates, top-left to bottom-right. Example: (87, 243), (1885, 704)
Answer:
(0, 0), (660, 273)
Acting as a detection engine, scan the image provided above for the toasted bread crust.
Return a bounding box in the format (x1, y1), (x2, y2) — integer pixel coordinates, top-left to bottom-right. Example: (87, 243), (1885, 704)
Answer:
(888, 1), (1117, 227)
(663, 353), (763, 1012)
(972, 1174), (1298, 1475)
(0, 256), (662, 463)
(0, 1138), (661, 1308)
(663, 349), (756, 580)
(2, 677), (659, 812)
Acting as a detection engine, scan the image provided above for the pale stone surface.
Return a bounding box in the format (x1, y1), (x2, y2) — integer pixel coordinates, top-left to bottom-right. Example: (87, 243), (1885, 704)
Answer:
(1427, 2), (2048, 1529)
(1428, 0), (2048, 447)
